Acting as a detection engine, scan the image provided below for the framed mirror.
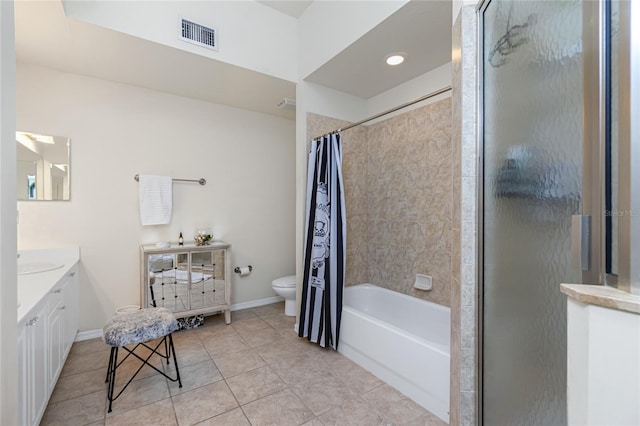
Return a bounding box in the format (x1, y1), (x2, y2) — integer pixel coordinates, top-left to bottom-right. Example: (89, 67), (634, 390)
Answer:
(17, 131), (70, 201)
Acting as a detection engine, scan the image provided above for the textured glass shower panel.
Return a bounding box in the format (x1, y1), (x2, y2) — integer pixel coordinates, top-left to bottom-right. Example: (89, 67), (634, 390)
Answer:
(483, 1), (582, 425)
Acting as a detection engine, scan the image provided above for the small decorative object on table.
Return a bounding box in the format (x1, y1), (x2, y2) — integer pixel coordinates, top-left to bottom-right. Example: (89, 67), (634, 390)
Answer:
(178, 232), (184, 246)
(194, 227), (213, 246)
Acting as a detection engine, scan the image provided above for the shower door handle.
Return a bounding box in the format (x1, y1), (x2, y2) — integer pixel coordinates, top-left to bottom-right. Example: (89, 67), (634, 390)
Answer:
(571, 215), (591, 271)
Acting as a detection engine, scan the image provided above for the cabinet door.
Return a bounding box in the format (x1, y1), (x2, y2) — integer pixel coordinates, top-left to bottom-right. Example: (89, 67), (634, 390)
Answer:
(147, 252), (190, 313)
(29, 303), (49, 426)
(62, 269), (79, 354)
(190, 250), (227, 310)
(18, 323), (28, 426)
(48, 304), (63, 392)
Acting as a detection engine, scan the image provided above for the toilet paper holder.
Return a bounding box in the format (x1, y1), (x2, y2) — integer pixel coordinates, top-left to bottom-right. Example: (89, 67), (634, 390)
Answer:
(234, 265), (253, 274)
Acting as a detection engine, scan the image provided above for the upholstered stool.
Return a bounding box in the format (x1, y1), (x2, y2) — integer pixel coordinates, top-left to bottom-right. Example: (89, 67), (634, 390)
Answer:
(102, 307), (182, 412)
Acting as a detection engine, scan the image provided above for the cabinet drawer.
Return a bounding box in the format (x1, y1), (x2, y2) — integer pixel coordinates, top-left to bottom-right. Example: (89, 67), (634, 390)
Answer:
(48, 269), (76, 310)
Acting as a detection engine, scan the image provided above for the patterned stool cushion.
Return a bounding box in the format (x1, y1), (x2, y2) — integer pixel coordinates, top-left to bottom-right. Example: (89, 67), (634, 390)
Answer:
(103, 307), (178, 347)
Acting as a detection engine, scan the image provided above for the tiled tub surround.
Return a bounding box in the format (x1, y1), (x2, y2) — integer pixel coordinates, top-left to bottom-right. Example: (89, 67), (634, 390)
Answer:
(307, 98), (454, 308)
(41, 303), (446, 426)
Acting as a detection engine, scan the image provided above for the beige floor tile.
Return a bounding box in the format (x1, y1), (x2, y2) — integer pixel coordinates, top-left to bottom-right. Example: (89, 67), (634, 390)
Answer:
(276, 326), (301, 340)
(226, 366), (287, 405)
(193, 408), (249, 426)
(201, 333), (250, 357)
(50, 367), (106, 404)
(253, 340), (304, 365)
(237, 327), (282, 348)
(261, 314), (296, 331)
(251, 303), (285, 318)
(317, 396), (385, 425)
(195, 323), (238, 340)
(230, 317), (271, 333)
(399, 412), (448, 426)
(41, 390), (106, 426)
(362, 384), (429, 424)
(230, 310), (258, 322)
(61, 349), (110, 377)
(114, 350), (167, 387)
(269, 353), (329, 385)
(108, 374), (170, 415)
(300, 419), (324, 426)
(212, 350), (265, 378)
(172, 381), (238, 426)
(242, 389), (314, 426)
(166, 359), (222, 395)
(69, 338), (110, 357)
(327, 358), (383, 394)
(201, 314), (226, 328)
(105, 398), (177, 425)
(172, 341), (212, 367)
(172, 331), (203, 347)
(85, 421), (106, 426)
(289, 373), (359, 416)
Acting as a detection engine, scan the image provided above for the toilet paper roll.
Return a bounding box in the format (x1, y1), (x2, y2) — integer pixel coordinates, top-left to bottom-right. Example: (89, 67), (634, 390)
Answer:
(238, 266), (251, 276)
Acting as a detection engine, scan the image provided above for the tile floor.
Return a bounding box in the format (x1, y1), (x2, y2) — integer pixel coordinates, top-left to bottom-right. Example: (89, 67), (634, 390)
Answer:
(41, 302), (446, 426)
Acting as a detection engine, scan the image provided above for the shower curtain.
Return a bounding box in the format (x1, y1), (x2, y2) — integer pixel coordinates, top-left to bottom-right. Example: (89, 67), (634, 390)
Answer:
(298, 133), (346, 350)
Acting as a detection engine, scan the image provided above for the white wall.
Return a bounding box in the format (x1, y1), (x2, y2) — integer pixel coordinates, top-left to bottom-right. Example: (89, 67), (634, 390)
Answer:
(62, 0), (298, 82)
(298, 0), (408, 79)
(567, 299), (640, 425)
(16, 64), (296, 332)
(0, 2), (18, 424)
(366, 62), (452, 120)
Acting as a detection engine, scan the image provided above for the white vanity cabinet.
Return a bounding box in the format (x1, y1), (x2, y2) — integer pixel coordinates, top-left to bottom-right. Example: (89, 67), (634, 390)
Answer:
(48, 267), (78, 391)
(18, 258), (79, 426)
(18, 301), (48, 426)
(141, 242), (232, 324)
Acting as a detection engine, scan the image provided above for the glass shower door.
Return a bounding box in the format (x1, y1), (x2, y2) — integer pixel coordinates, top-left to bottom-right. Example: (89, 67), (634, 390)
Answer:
(482, 1), (583, 424)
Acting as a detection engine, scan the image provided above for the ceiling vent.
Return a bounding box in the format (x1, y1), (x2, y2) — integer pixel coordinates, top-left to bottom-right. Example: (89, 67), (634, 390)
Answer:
(179, 18), (218, 51)
(277, 98), (296, 111)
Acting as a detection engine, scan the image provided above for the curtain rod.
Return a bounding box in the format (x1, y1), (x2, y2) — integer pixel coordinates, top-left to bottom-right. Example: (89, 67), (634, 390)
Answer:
(325, 85), (452, 136)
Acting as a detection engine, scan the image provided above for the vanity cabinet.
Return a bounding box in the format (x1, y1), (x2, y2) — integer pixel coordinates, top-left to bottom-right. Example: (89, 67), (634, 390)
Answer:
(140, 242), (232, 324)
(18, 301), (48, 426)
(18, 264), (79, 426)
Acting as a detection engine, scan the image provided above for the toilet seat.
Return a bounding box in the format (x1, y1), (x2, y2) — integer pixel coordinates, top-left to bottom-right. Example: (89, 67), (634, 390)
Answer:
(272, 275), (296, 288)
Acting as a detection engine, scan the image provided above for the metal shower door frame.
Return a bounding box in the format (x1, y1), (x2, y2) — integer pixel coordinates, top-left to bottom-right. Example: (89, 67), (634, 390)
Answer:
(475, 0), (615, 424)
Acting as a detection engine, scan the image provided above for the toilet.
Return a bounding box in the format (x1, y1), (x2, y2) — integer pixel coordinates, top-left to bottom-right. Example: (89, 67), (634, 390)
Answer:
(272, 275), (296, 316)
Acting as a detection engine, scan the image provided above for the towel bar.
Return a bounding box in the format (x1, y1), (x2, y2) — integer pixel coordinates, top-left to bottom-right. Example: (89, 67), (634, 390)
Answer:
(134, 174), (206, 186)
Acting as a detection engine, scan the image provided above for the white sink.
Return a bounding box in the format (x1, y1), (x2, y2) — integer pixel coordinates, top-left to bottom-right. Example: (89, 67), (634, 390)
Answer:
(17, 262), (64, 275)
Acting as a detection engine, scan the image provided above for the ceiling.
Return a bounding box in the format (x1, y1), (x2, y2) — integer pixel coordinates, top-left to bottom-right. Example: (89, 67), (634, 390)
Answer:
(305, 0), (452, 99)
(14, 1), (296, 120)
(257, 0), (313, 18)
(14, 1), (452, 116)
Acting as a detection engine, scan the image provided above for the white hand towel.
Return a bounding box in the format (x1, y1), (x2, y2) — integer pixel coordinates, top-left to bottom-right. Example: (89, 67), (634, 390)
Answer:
(138, 175), (172, 225)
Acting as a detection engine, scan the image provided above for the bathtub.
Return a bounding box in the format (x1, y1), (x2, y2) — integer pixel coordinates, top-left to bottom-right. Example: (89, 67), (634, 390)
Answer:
(338, 284), (450, 423)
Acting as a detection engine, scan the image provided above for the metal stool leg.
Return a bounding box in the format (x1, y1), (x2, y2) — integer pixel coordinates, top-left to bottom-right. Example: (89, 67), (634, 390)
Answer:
(168, 333), (182, 388)
(165, 337), (170, 364)
(105, 346), (114, 383)
(106, 347), (118, 413)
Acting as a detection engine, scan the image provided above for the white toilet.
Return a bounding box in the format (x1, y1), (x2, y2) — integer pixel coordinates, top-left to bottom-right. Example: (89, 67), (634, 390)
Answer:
(272, 275), (296, 316)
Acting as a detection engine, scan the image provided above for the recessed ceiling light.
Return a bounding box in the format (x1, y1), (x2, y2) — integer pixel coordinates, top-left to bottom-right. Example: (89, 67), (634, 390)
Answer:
(386, 54), (405, 66)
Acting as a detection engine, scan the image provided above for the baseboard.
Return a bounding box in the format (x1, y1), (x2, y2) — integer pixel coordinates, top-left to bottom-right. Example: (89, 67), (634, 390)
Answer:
(230, 296), (284, 311)
(75, 329), (103, 342)
(74, 296), (285, 342)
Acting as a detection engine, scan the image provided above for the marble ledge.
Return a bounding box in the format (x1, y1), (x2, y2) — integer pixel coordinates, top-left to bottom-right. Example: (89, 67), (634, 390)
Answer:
(560, 283), (640, 315)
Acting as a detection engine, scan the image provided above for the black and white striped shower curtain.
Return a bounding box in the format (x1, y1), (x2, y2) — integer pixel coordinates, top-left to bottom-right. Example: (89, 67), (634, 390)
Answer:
(298, 133), (346, 350)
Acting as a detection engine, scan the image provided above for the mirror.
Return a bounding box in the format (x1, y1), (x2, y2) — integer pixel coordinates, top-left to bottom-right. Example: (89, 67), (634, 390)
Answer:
(16, 131), (70, 201)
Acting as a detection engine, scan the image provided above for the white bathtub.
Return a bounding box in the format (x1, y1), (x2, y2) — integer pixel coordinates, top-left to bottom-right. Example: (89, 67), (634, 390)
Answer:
(338, 284), (450, 423)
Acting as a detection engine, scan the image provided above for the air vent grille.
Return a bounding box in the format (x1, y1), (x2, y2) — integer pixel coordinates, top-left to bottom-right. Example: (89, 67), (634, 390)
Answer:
(180, 18), (217, 51)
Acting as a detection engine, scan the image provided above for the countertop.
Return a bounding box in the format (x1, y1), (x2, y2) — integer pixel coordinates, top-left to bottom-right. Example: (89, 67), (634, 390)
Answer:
(560, 283), (640, 315)
(18, 247), (80, 323)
